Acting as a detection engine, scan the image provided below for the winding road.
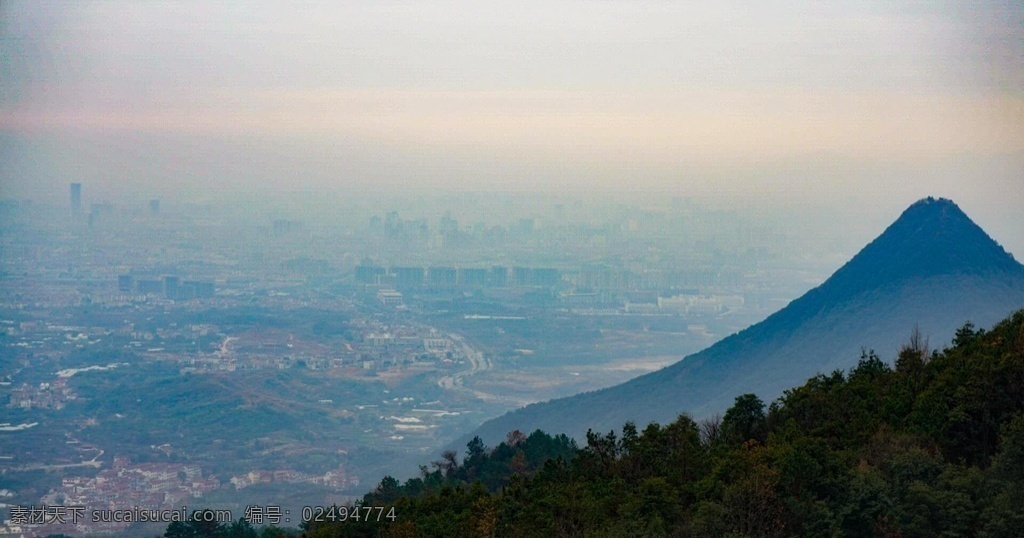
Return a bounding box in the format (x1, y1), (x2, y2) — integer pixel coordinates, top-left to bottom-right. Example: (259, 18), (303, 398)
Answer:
(437, 333), (522, 405)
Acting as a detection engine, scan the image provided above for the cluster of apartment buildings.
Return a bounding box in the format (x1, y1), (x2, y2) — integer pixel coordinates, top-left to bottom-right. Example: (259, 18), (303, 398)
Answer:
(356, 264), (563, 289)
(7, 379), (75, 410)
(6, 457), (221, 536)
(116, 275), (216, 301)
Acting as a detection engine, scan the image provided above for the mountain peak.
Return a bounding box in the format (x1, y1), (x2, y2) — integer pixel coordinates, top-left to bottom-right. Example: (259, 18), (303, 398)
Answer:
(899, 197), (974, 230)
(909, 195), (955, 208)
(815, 197), (1021, 301)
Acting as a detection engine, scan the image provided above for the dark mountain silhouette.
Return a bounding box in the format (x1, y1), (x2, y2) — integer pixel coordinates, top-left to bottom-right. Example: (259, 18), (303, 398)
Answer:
(469, 197), (1024, 443)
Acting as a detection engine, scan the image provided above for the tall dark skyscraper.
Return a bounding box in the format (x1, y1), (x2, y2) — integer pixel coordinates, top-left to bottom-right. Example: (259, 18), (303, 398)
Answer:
(70, 183), (82, 211)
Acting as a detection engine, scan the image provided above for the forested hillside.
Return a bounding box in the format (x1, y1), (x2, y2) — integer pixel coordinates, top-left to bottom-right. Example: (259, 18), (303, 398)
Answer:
(299, 309), (1024, 537)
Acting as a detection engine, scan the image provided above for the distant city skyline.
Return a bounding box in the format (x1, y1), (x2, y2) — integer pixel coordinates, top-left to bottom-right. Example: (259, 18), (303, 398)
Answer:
(1, 1), (1022, 252)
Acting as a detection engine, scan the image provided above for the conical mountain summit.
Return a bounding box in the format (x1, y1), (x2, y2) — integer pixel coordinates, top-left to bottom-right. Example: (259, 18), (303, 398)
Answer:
(467, 197), (1024, 444)
(811, 197), (1022, 300)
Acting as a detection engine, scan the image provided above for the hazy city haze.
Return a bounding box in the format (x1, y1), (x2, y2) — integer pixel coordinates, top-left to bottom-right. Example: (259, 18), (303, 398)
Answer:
(1, 1), (1022, 250)
(2, 1), (1024, 250)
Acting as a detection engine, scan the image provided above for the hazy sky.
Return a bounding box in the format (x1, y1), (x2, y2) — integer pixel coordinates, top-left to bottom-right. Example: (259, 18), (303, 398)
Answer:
(1, 1), (1022, 249)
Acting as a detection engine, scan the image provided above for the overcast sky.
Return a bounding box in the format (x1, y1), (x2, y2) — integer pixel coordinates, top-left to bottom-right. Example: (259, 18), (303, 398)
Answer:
(1, 1), (1022, 249)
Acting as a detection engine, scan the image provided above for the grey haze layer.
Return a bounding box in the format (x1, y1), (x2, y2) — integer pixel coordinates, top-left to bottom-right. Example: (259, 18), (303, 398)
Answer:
(468, 197), (1024, 444)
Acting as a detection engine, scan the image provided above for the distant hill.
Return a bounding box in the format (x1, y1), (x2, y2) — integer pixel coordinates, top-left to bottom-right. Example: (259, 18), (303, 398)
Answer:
(469, 197), (1024, 443)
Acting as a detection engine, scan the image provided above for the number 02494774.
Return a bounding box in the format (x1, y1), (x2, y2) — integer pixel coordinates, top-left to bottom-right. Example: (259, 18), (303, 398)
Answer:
(302, 505), (396, 523)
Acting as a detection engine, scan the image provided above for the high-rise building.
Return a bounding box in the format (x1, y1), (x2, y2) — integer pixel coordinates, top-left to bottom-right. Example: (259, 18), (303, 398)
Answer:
(136, 279), (163, 295)
(183, 281), (215, 299)
(512, 266), (531, 286)
(488, 266), (508, 287)
(164, 276), (181, 300)
(70, 183), (82, 212)
(88, 202), (112, 229)
(440, 211), (458, 236)
(384, 211), (403, 239)
(457, 268), (488, 287)
(531, 268), (562, 287)
(428, 267), (457, 287)
(393, 267), (425, 288)
(355, 264), (386, 284)
(149, 199), (160, 215)
(273, 219), (301, 235)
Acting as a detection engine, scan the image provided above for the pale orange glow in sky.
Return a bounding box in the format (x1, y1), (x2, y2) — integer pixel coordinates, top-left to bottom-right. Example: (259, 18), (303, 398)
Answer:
(1, 0), (1022, 240)
(4, 89), (1022, 166)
